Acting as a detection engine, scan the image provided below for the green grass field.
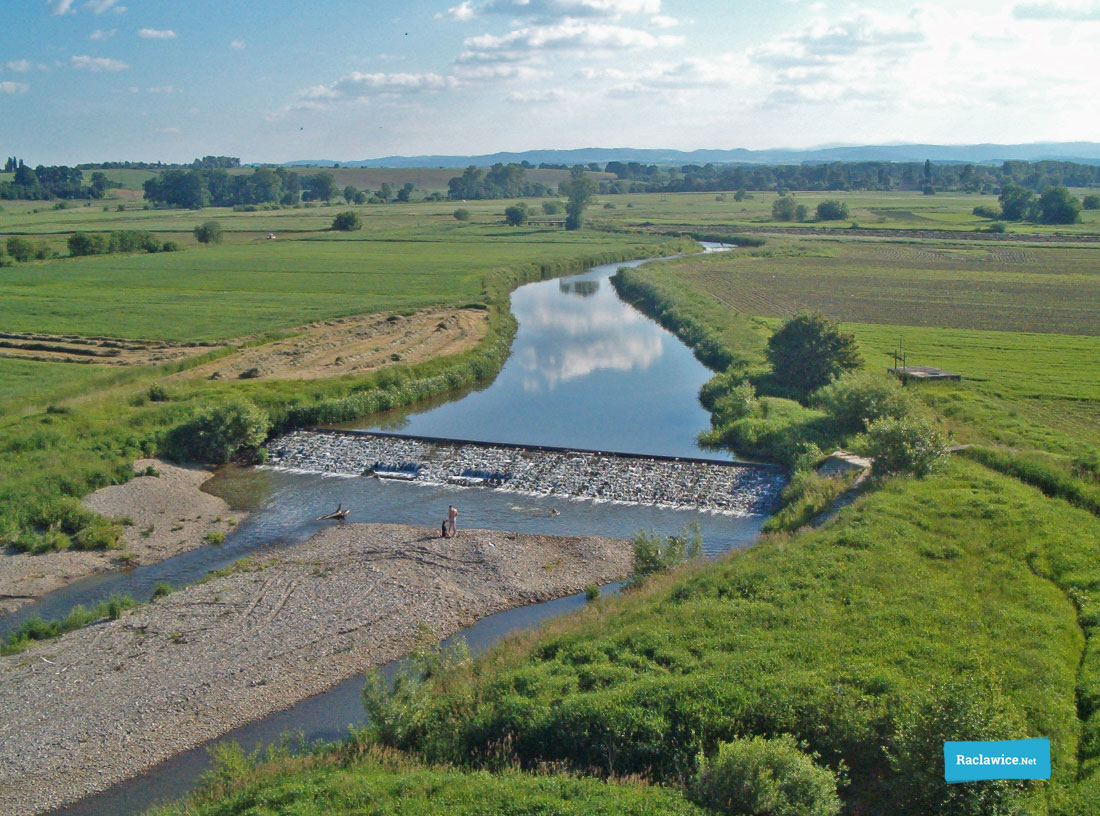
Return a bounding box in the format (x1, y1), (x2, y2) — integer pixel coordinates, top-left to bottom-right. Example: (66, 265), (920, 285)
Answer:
(1, 224), (664, 341)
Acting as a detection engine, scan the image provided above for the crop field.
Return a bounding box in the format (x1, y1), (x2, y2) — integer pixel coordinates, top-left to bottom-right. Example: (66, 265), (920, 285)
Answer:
(634, 237), (1100, 451)
(658, 238), (1100, 335)
(594, 189), (1100, 235)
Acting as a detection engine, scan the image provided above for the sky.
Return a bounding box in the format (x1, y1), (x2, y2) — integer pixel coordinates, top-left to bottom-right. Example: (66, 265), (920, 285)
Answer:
(1, 0), (1099, 165)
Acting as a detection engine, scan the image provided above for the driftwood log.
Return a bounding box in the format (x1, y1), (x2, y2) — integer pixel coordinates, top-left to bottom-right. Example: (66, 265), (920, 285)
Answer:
(315, 504), (350, 522)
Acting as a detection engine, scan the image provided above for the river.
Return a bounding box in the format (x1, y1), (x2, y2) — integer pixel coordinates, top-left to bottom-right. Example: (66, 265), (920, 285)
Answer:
(35, 243), (776, 816)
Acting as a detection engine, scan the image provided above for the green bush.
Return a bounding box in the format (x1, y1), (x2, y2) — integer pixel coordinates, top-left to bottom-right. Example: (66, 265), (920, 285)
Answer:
(628, 523), (701, 587)
(887, 674), (1035, 816)
(152, 581), (174, 599)
(542, 200), (564, 214)
(452, 208), (470, 221)
(332, 210), (363, 231)
(815, 200), (849, 221)
(772, 196), (798, 221)
(504, 204), (529, 227)
(690, 735), (842, 816)
(162, 397), (270, 464)
(1083, 194), (1100, 210)
(862, 414), (947, 477)
(711, 380), (759, 426)
(813, 370), (914, 433)
(193, 220), (223, 244)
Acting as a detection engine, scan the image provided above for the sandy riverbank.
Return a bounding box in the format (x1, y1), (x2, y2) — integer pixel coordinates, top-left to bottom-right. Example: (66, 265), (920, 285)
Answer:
(0, 522), (631, 816)
(0, 459), (244, 617)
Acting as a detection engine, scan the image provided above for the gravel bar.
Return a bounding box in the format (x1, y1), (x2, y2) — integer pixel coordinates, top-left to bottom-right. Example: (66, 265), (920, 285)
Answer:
(0, 523), (631, 816)
(266, 430), (784, 515)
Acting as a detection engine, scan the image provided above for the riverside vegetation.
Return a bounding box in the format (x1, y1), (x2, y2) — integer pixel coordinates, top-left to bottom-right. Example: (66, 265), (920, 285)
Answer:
(4, 185), (1100, 815)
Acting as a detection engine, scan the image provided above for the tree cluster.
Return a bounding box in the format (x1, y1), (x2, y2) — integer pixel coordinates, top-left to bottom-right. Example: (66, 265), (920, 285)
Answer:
(980, 184), (1084, 224)
(598, 158), (1100, 196)
(447, 163), (554, 200)
(0, 159), (109, 201)
(142, 166), (341, 208)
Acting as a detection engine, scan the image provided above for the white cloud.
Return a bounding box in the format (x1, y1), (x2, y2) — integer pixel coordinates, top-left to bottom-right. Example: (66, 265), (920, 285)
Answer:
(147, 84), (176, 93)
(752, 9), (925, 69)
(439, 0), (660, 21)
(71, 54), (129, 71)
(138, 28), (177, 39)
(230, 39), (246, 50)
(84, 0), (122, 14)
(0, 81), (30, 94)
(48, 0), (77, 15)
(1013, 2), (1100, 20)
(90, 28), (116, 40)
(6, 60), (32, 73)
(650, 14), (678, 28)
(505, 88), (569, 102)
(301, 71), (459, 104)
(462, 20), (682, 63)
(454, 63), (549, 81)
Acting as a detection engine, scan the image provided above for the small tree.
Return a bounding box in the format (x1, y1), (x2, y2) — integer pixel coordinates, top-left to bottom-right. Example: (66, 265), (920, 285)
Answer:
(453, 208), (470, 222)
(332, 210), (363, 231)
(765, 313), (862, 398)
(816, 199), (849, 221)
(690, 735), (842, 816)
(734, 188), (747, 201)
(542, 200), (563, 215)
(504, 204), (528, 226)
(193, 221), (223, 244)
(772, 196), (798, 221)
(342, 185), (358, 203)
(558, 167), (597, 230)
(1083, 194), (1100, 210)
(1036, 185), (1081, 225)
(6, 236), (35, 262)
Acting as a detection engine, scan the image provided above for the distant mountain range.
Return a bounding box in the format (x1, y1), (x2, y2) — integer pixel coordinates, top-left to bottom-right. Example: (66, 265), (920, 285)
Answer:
(281, 143), (1100, 169)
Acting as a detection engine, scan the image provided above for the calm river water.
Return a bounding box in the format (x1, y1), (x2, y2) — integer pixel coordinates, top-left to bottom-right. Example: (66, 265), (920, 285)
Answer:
(38, 244), (773, 816)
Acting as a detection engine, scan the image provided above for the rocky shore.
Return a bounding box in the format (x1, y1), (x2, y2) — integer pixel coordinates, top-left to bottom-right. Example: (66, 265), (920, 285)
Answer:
(0, 523), (631, 816)
(0, 459), (244, 618)
(267, 430), (784, 515)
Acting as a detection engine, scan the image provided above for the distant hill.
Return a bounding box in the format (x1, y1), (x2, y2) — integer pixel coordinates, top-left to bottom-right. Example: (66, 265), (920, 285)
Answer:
(282, 143), (1100, 169)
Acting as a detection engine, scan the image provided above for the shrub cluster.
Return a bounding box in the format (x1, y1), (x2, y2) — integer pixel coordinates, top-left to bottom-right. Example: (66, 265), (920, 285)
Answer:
(68, 229), (176, 257)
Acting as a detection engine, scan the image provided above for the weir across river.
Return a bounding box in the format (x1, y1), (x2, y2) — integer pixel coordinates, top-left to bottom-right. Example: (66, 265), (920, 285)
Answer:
(266, 429), (786, 516)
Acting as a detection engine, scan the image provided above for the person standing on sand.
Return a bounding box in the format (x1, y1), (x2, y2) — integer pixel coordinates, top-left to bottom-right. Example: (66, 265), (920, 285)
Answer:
(448, 504), (458, 536)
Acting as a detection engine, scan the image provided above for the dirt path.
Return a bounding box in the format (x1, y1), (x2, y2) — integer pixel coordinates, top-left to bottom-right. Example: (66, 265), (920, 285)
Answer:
(0, 459), (243, 617)
(173, 308), (488, 382)
(0, 523), (631, 816)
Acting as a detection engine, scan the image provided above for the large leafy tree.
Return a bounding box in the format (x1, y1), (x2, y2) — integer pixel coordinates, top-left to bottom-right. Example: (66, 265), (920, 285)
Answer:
(1036, 185), (1081, 224)
(766, 313), (862, 397)
(558, 167), (597, 230)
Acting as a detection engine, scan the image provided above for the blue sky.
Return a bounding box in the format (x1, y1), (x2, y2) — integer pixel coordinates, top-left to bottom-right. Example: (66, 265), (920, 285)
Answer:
(1, 0), (1098, 164)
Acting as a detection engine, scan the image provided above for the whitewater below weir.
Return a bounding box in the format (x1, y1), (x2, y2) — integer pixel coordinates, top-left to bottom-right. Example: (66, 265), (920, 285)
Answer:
(266, 430), (785, 516)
